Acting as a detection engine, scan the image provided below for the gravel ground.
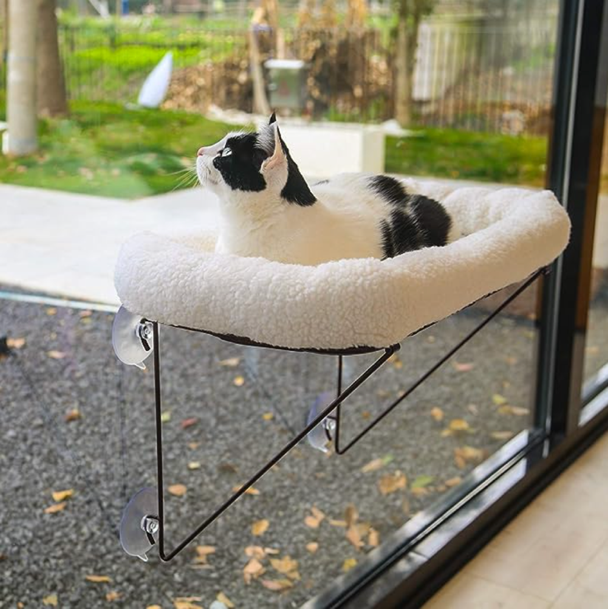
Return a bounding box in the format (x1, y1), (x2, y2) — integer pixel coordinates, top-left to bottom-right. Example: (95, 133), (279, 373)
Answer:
(1, 281), (606, 609)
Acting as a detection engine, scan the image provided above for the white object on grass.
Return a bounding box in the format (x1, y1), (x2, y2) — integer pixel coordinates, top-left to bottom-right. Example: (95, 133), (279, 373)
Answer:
(137, 52), (173, 109)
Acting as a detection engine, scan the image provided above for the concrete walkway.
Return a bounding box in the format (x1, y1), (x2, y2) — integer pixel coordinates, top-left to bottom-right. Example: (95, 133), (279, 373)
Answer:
(0, 184), (219, 304)
(2, 181), (606, 306)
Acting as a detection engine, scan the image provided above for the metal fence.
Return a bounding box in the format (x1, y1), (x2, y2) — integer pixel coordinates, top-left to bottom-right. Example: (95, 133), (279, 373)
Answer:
(0, 17), (558, 136)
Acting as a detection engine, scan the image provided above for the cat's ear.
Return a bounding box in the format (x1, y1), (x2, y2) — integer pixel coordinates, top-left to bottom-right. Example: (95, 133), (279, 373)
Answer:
(269, 112), (277, 125)
(261, 124), (287, 175)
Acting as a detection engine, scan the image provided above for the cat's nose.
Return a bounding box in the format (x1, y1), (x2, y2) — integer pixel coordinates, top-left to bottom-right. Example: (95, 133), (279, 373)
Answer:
(197, 147), (205, 157)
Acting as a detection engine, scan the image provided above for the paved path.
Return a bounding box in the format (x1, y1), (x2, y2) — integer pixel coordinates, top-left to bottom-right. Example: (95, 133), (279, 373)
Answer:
(2, 181), (606, 305)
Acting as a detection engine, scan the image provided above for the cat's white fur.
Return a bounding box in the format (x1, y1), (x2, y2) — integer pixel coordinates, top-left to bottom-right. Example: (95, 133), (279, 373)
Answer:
(197, 124), (458, 265)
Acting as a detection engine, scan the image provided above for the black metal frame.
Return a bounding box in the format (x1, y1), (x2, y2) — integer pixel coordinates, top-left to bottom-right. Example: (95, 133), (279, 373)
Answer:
(145, 269), (545, 562)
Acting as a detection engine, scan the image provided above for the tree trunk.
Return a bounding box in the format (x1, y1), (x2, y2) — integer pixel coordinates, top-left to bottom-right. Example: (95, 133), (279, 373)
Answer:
(37, 0), (68, 117)
(5, 0), (38, 155)
(394, 20), (411, 126)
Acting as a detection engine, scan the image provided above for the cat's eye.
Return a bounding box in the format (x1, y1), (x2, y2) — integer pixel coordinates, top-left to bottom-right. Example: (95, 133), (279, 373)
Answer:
(221, 147), (232, 157)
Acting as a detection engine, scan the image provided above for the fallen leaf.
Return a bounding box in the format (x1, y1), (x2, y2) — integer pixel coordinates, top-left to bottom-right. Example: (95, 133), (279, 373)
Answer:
(52, 489), (74, 502)
(361, 454), (393, 473)
(262, 412), (274, 421)
(452, 362), (474, 372)
(343, 558), (358, 572)
(492, 393), (508, 406)
(444, 476), (463, 487)
(187, 461), (201, 470)
(378, 472), (407, 495)
(243, 557), (265, 583)
(168, 484), (187, 497)
(261, 579), (293, 591)
(245, 546), (266, 559)
(264, 547), (280, 555)
(306, 542), (319, 553)
(146, 606), (162, 609)
(368, 528), (380, 547)
(498, 405), (530, 416)
(410, 475), (434, 489)
(106, 591), (121, 602)
(411, 487), (429, 497)
(181, 417), (198, 429)
(219, 357), (240, 367)
(79, 310), (92, 318)
(346, 526), (364, 550)
(174, 602), (202, 609)
(233, 376), (245, 387)
(217, 592), (234, 608)
(46, 307), (57, 316)
(6, 337), (25, 349)
(65, 409), (81, 422)
(47, 350), (66, 359)
(42, 595), (58, 607)
(328, 519), (347, 527)
(430, 407), (444, 422)
(251, 519), (269, 536)
(361, 410), (371, 419)
(161, 411), (171, 423)
(311, 506), (325, 520)
(490, 431), (514, 441)
(44, 502), (67, 514)
(345, 504), (358, 528)
(448, 419), (470, 432)
(467, 404), (479, 415)
(270, 555), (298, 574)
(233, 485), (260, 495)
(304, 506), (325, 528)
(454, 446), (485, 469)
(195, 545), (216, 557)
(85, 575), (111, 583)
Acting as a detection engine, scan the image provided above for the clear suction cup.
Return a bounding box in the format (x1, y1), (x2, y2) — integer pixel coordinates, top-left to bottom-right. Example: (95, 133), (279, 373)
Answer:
(119, 487), (159, 561)
(306, 391), (336, 453)
(112, 306), (154, 369)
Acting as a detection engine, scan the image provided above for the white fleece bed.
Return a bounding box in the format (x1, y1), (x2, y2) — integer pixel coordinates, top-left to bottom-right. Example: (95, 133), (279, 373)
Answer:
(115, 185), (571, 351)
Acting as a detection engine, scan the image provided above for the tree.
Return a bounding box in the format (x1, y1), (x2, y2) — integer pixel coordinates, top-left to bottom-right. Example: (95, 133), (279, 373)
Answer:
(394, 0), (436, 127)
(37, 0), (68, 117)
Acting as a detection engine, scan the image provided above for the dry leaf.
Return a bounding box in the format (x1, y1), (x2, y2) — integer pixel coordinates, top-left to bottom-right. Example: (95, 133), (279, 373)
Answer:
(181, 417), (198, 429)
(233, 376), (245, 387)
(106, 591), (121, 602)
(47, 350), (66, 359)
(345, 504), (358, 528)
(490, 431), (514, 441)
(306, 542), (319, 553)
(146, 606), (162, 609)
(187, 461), (201, 470)
(311, 506), (325, 521)
(44, 502), (67, 514)
(444, 476), (462, 488)
(430, 407), (444, 422)
(343, 558), (357, 572)
(219, 357), (240, 367)
(174, 602), (202, 609)
(264, 547), (280, 555)
(411, 487), (428, 497)
(262, 412), (274, 421)
(168, 484), (187, 497)
(304, 516), (320, 528)
(270, 555), (298, 574)
(328, 519), (347, 527)
(244, 546), (266, 559)
(261, 579), (293, 591)
(233, 485), (260, 495)
(448, 419), (470, 432)
(46, 307), (57, 316)
(346, 526), (364, 550)
(452, 361), (474, 372)
(52, 489), (74, 502)
(85, 575), (111, 583)
(499, 405), (530, 416)
(492, 394), (508, 406)
(378, 472), (407, 495)
(361, 458), (383, 473)
(217, 591), (235, 608)
(454, 446), (484, 469)
(42, 595), (58, 607)
(368, 528), (380, 547)
(161, 411), (171, 423)
(6, 337), (25, 349)
(243, 557), (265, 583)
(410, 475), (434, 490)
(65, 409), (81, 422)
(195, 545), (216, 557)
(251, 519), (269, 536)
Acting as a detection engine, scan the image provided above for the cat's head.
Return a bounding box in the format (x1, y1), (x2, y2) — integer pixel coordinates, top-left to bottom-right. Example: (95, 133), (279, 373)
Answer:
(196, 113), (316, 207)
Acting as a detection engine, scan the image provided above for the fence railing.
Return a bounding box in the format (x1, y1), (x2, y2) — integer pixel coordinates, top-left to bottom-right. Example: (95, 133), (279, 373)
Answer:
(0, 17), (558, 136)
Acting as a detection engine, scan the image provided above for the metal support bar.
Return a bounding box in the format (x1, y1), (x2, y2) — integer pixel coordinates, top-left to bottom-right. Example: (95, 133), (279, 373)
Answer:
(332, 269), (546, 455)
(151, 322), (398, 562)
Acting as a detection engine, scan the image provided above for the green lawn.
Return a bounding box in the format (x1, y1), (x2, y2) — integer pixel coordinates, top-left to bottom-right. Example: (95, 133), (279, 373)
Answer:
(0, 101), (549, 199)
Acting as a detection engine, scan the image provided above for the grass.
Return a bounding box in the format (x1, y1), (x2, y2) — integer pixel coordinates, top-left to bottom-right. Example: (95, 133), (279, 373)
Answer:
(386, 128), (548, 187)
(0, 101), (551, 199)
(0, 101), (240, 199)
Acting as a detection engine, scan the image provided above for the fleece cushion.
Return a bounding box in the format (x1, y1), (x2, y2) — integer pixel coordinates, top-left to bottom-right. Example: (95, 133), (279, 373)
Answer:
(115, 185), (570, 351)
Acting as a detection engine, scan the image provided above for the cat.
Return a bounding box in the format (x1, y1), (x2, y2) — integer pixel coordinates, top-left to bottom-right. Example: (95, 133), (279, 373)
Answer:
(196, 113), (457, 265)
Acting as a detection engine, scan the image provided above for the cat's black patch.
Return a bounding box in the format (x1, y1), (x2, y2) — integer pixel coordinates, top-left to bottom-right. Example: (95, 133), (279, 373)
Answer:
(368, 174), (409, 206)
(408, 194), (452, 247)
(213, 133), (268, 192)
(277, 133), (317, 206)
(269, 112), (277, 124)
(389, 209), (424, 255)
(380, 219), (395, 259)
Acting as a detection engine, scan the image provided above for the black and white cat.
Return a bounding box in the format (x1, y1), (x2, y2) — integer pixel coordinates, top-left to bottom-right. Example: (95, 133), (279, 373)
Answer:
(196, 114), (457, 265)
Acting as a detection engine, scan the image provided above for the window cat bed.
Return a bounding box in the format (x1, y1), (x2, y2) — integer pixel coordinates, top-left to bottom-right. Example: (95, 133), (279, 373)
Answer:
(112, 185), (570, 562)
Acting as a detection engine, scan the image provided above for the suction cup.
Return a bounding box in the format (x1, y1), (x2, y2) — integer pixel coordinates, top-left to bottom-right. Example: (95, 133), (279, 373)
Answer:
(119, 487), (159, 561)
(306, 391), (336, 453)
(112, 306), (154, 369)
